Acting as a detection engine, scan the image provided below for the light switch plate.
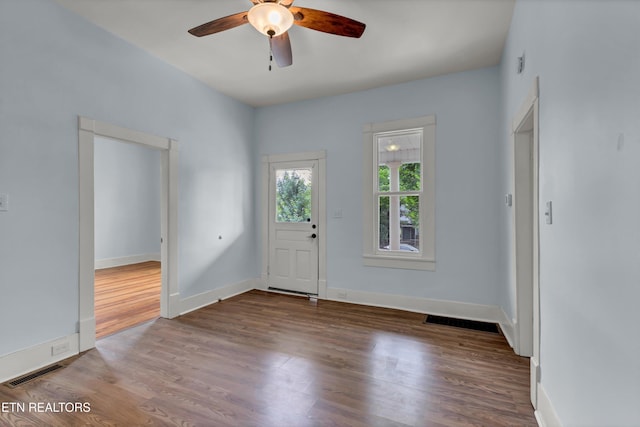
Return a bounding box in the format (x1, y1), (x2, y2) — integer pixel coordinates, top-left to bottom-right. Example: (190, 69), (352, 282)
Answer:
(545, 201), (552, 224)
(0, 193), (8, 212)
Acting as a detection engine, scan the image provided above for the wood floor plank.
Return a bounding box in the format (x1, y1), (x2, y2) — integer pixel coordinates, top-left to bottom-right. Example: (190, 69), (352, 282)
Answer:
(94, 261), (161, 338)
(1, 290), (536, 426)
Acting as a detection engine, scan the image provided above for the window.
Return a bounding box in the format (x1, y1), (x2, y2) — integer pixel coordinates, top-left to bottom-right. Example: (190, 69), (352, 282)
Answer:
(362, 115), (435, 270)
(275, 168), (312, 223)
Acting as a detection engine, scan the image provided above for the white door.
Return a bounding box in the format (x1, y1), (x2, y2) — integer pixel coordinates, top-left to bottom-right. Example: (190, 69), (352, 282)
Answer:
(268, 160), (319, 294)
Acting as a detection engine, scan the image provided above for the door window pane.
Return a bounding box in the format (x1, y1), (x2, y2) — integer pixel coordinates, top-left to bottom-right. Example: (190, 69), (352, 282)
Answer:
(275, 168), (312, 223)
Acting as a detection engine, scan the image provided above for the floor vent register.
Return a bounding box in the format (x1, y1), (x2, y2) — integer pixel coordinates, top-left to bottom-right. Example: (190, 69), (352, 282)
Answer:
(424, 314), (500, 334)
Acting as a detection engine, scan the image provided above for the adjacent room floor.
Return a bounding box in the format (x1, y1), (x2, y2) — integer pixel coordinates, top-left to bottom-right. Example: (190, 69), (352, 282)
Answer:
(94, 261), (161, 339)
(1, 290), (536, 426)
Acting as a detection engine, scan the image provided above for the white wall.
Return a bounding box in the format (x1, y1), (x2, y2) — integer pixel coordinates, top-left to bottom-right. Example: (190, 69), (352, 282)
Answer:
(500, 1), (640, 425)
(0, 0), (257, 358)
(255, 67), (505, 307)
(94, 137), (160, 263)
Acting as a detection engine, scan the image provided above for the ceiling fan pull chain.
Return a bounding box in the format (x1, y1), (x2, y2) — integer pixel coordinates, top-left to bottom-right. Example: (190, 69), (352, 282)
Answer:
(268, 34), (273, 71)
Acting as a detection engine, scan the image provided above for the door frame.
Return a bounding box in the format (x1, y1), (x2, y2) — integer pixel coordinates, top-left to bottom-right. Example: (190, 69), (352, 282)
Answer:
(261, 151), (327, 298)
(78, 116), (180, 352)
(511, 77), (540, 407)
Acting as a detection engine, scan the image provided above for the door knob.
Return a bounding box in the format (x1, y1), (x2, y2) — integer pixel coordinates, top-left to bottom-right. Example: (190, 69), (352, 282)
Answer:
(309, 233), (317, 239)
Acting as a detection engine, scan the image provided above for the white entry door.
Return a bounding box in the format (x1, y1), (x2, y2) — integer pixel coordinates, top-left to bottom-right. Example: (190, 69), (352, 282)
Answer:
(268, 160), (319, 294)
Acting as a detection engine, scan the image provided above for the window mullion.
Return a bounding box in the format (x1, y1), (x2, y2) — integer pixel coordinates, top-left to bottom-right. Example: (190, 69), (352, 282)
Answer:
(376, 191), (421, 197)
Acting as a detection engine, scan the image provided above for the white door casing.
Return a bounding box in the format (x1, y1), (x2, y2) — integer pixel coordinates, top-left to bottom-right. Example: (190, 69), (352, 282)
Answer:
(511, 77), (540, 408)
(261, 151), (327, 297)
(78, 117), (179, 352)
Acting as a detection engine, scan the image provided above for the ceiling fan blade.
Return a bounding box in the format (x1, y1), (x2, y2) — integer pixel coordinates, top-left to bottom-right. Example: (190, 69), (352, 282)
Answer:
(289, 7), (366, 38)
(270, 32), (293, 67)
(188, 12), (249, 37)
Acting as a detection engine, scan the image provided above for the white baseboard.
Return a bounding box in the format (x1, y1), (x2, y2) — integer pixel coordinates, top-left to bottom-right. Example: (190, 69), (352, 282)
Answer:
(0, 333), (79, 384)
(257, 274), (268, 291)
(498, 308), (516, 349)
(325, 287), (507, 326)
(535, 383), (563, 427)
(179, 278), (258, 315)
(78, 316), (96, 352)
(318, 279), (327, 299)
(95, 253), (161, 270)
(531, 357), (540, 407)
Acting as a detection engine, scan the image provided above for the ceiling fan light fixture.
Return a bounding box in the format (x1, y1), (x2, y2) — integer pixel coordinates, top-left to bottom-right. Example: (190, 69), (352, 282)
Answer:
(247, 3), (294, 37)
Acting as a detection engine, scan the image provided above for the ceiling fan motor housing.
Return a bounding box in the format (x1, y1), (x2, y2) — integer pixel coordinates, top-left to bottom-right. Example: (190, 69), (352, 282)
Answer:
(247, 3), (294, 37)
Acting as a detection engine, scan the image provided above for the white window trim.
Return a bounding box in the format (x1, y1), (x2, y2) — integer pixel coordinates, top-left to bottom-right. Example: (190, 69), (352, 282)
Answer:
(362, 115), (436, 271)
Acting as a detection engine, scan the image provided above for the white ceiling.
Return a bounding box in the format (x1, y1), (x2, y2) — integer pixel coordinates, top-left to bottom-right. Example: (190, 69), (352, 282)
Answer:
(54, 0), (515, 107)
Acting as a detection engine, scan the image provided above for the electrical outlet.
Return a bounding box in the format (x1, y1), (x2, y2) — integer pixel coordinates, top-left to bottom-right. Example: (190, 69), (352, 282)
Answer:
(51, 341), (70, 356)
(0, 193), (8, 212)
(337, 291), (348, 299)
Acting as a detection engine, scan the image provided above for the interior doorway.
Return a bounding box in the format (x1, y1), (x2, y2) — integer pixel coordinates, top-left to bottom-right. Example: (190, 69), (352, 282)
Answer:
(78, 117), (179, 352)
(93, 137), (161, 338)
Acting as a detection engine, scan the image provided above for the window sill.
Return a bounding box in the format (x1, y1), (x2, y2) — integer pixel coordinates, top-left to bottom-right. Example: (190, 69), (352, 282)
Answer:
(362, 254), (435, 271)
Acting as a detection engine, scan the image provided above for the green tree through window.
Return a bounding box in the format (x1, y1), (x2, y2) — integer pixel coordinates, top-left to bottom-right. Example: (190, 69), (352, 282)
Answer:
(378, 163), (421, 248)
(276, 170), (311, 222)
(400, 163), (420, 227)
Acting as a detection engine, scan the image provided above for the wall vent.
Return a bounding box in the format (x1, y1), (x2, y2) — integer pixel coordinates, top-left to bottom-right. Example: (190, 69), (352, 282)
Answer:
(4, 364), (64, 388)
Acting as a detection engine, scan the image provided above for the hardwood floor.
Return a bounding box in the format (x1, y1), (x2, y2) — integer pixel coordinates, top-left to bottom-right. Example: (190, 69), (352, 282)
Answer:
(0, 290), (536, 426)
(94, 261), (161, 339)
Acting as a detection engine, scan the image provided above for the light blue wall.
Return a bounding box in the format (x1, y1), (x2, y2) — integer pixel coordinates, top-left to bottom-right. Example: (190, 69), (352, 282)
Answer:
(94, 137), (161, 261)
(0, 0), (257, 357)
(255, 67), (504, 306)
(5, 2), (636, 423)
(500, 1), (640, 424)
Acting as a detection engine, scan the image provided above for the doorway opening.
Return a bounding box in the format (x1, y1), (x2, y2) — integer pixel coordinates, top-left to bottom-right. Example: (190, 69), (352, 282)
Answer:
(78, 117), (179, 352)
(93, 137), (161, 338)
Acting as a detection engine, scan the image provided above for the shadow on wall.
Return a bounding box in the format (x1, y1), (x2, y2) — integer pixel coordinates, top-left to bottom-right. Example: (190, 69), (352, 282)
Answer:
(179, 163), (253, 296)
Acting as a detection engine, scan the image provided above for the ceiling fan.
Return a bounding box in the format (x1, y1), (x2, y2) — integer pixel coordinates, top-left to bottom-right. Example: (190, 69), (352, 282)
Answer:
(188, 0), (366, 68)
